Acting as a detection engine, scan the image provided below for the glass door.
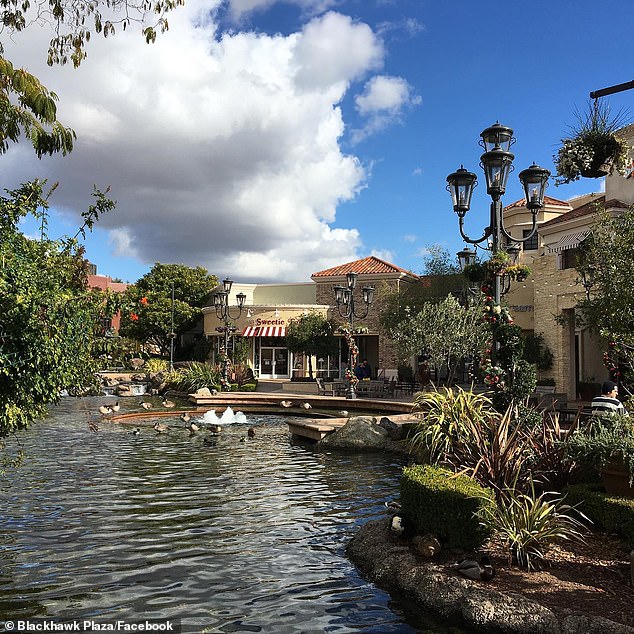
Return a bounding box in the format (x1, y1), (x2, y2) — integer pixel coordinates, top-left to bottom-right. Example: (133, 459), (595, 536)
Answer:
(260, 347), (289, 378)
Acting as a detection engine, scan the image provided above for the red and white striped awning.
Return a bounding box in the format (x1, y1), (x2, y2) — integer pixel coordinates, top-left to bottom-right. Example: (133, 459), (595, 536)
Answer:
(241, 326), (286, 337)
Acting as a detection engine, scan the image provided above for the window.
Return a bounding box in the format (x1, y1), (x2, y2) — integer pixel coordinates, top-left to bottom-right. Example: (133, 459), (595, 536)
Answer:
(522, 229), (538, 251)
(561, 248), (579, 270)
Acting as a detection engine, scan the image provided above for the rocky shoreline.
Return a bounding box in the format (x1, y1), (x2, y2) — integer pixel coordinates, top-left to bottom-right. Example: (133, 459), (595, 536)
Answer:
(347, 519), (634, 634)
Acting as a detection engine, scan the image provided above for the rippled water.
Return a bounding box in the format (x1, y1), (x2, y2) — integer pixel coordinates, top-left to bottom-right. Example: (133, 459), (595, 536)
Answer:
(0, 398), (465, 633)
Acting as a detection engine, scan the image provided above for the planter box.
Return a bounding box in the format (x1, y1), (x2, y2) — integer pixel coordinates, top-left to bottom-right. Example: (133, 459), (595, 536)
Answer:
(600, 460), (634, 499)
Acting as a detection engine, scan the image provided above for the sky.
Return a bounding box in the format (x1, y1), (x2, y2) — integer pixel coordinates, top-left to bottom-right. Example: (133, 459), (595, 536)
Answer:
(3, 0), (633, 283)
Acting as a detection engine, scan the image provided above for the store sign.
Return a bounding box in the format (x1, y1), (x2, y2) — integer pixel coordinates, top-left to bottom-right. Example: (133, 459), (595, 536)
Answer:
(256, 318), (286, 325)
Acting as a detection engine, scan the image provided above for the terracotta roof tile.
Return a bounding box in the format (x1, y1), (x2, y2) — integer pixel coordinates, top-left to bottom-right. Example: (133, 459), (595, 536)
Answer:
(312, 256), (416, 278)
(539, 196), (606, 228)
(504, 195), (570, 211)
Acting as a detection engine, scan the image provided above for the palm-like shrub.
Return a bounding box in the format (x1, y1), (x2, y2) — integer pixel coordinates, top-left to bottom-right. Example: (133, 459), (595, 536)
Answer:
(477, 483), (589, 570)
(166, 362), (221, 392)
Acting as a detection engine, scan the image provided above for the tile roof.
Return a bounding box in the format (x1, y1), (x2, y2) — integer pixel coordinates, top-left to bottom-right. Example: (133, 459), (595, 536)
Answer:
(539, 196), (608, 228)
(504, 195), (570, 210)
(312, 256), (416, 278)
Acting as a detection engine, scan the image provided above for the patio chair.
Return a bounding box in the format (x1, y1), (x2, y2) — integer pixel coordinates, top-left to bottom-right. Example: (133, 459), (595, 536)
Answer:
(316, 377), (327, 396)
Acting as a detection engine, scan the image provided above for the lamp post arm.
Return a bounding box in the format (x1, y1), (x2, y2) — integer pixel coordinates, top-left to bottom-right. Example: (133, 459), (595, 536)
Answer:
(225, 305), (244, 321)
(590, 80), (634, 99)
(458, 215), (491, 246)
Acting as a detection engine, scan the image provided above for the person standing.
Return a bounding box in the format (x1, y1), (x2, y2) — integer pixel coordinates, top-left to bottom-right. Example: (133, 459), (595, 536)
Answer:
(591, 380), (627, 415)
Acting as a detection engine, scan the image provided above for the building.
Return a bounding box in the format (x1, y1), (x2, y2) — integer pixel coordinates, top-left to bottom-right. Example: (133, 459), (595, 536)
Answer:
(87, 266), (129, 331)
(505, 123), (634, 398)
(202, 256), (420, 379)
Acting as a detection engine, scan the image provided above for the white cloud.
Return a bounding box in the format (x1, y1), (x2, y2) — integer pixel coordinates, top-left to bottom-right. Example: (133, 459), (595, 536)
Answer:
(2, 3), (390, 282)
(370, 248), (395, 263)
(403, 234), (417, 243)
(352, 74), (421, 143)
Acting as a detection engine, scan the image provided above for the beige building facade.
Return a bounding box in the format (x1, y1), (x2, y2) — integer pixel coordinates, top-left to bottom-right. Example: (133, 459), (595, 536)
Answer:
(202, 257), (420, 379)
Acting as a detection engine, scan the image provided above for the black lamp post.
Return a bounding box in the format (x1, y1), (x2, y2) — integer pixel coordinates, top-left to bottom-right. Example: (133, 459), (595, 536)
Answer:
(447, 122), (550, 306)
(212, 278), (246, 387)
(333, 272), (374, 399)
(581, 266), (596, 299)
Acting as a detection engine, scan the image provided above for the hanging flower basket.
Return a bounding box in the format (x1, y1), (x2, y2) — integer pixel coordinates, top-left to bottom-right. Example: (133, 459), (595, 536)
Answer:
(554, 100), (631, 184)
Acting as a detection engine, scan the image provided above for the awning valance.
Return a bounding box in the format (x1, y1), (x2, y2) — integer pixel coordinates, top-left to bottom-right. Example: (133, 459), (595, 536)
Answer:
(241, 326), (286, 337)
(548, 231), (590, 253)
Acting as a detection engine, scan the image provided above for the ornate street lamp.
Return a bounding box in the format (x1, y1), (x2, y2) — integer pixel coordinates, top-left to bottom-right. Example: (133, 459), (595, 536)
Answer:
(456, 246), (478, 304)
(212, 278), (246, 387)
(581, 266), (596, 299)
(447, 122), (550, 305)
(333, 272), (374, 399)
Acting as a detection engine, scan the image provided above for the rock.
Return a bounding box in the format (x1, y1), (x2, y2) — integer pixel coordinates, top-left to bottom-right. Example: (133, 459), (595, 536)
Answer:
(129, 358), (146, 370)
(193, 387), (212, 397)
(131, 373), (147, 383)
(319, 417), (389, 451)
(378, 416), (408, 440)
(103, 377), (120, 387)
(115, 385), (134, 397)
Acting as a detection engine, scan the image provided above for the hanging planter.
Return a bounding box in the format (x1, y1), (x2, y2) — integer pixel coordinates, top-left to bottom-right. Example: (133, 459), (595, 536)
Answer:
(554, 100), (631, 184)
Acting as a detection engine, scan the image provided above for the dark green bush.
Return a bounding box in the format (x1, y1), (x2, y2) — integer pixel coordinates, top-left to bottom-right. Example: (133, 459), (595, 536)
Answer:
(400, 464), (495, 550)
(564, 483), (634, 547)
(229, 382), (257, 392)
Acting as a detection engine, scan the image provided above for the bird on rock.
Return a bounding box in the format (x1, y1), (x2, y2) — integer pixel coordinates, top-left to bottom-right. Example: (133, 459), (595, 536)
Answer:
(111, 401), (121, 413)
(153, 422), (169, 434)
(301, 402), (312, 410)
(180, 412), (191, 423)
(140, 400), (153, 410)
(389, 514), (415, 539)
(98, 405), (113, 416)
(161, 397), (175, 408)
(280, 400), (293, 408)
(450, 556), (495, 582)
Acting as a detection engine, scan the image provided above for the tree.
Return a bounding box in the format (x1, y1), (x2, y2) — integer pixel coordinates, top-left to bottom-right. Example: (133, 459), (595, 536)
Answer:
(576, 204), (634, 396)
(389, 294), (487, 386)
(422, 244), (461, 276)
(0, 180), (116, 437)
(119, 263), (218, 358)
(0, 0), (183, 157)
(285, 313), (338, 379)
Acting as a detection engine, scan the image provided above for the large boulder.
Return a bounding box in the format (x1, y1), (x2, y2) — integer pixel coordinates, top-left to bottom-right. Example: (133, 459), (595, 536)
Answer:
(129, 358), (146, 370)
(319, 416), (389, 451)
(115, 384), (135, 397)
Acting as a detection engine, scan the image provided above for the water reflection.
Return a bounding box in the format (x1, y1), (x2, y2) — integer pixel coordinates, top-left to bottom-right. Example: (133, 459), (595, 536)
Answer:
(0, 398), (465, 633)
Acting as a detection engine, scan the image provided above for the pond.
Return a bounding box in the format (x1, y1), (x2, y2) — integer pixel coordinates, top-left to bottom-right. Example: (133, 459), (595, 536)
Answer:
(0, 398), (465, 633)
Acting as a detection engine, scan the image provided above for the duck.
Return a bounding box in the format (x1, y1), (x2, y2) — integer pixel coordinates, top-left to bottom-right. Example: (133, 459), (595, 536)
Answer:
(88, 421), (99, 433)
(180, 411), (191, 423)
(188, 422), (200, 434)
(140, 400), (153, 410)
(301, 402), (312, 410)
(98, 405), (113, 416)
(111, 401), (121, 413)
(338, 410), (349, 417)
(247, 427), (256, 438)
(450, 556), (495, 582)
(130, 427), (141, 436)
(280, 400), (293, 408)
(384, 500), (402, 512)
(389, 514), (415, 539)
(211, 388), (218, 396)
(161, 397), (175, 408)
(207, 424), (222, 434)
(153, 422), (169, 434)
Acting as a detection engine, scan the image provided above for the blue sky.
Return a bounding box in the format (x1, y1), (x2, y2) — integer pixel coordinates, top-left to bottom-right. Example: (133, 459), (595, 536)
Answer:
(5, 0), (633, 283)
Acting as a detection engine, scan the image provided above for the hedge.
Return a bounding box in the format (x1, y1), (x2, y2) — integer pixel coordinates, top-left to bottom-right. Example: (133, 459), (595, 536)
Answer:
(400, 464), (495, 551)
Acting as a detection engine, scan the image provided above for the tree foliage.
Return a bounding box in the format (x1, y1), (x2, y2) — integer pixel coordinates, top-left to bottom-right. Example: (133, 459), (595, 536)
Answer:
(119, 263), (217, 358)
(576, 204), (634, 395)
(422, 244), (461, 276)
(0, 180), (116, 437)
(389, 294), (488, 385)
(285, 312), (338, 379)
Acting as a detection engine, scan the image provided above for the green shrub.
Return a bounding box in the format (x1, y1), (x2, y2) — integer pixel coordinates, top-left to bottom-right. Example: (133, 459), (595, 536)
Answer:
(165, 362), (221, 392)
(228, 382), (257, 392)
(564, 483), (634, 547)
(144, 358), (169, 373)
(477, 482), (589, 570)
(400, 464), (495, 550)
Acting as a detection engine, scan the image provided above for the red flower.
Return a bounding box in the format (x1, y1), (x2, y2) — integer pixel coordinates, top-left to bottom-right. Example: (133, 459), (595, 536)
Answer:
(130, 313), (139, 322)
(140, 297), (149, 305)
